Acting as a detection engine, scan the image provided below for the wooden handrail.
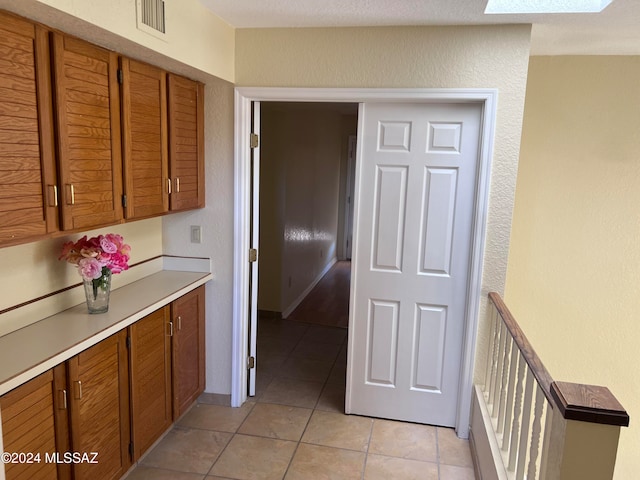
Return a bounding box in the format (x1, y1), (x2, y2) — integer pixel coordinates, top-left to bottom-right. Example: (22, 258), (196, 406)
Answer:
(551, 381), (629, 427)
(489, 292), (629, 427)
(489, 292), (554, 405)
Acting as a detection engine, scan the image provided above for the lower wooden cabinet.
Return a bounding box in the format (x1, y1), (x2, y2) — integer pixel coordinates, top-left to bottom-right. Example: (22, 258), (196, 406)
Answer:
(171, 285), (206, 419)
(0, 288), (206, 478)
(129, 305), (172, 460)
(67, 329), (131, 480)
(0, 366), (70, 480)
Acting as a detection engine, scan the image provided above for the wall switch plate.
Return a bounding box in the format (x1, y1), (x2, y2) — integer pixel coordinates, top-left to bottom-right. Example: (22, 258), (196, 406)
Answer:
(190, 225), (202, 244)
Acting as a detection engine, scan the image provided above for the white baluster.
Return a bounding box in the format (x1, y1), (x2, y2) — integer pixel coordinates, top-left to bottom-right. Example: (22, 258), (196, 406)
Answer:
(488, 308), (501, 406)
(492, 322), (507, 417)
(539, 395), (555, 480)
(484, 303), (497, 396)
(497, 329), (512, 433)
(527, 384), (546, 480)
(502, 338), (518, 452)
(516, 369), (535, 480)
(508, 352), (526, 472)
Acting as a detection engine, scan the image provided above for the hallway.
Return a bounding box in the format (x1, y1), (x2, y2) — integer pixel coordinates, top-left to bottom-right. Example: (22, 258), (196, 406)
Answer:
(124, 265), (476, 479)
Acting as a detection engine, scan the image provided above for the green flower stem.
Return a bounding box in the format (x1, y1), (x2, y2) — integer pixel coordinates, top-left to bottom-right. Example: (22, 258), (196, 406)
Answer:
(91, 267), (111, 300)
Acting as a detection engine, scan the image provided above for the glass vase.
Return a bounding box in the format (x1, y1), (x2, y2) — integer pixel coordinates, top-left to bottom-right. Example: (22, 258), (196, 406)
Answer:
(83, 270), (112, 314)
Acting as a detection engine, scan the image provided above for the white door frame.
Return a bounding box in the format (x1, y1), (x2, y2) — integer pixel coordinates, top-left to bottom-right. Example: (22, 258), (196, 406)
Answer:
(232, 87), (498, 438)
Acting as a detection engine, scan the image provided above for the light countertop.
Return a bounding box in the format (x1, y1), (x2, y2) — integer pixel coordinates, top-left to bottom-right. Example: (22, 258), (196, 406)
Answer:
(0, 270), (212, 396)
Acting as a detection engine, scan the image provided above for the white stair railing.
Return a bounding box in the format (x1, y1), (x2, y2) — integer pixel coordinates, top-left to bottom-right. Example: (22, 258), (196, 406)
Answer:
(471, 293), (629, 480)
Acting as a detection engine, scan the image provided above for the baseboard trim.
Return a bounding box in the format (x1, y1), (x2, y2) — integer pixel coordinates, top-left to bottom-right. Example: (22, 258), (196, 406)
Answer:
(282, 257), (337, 319)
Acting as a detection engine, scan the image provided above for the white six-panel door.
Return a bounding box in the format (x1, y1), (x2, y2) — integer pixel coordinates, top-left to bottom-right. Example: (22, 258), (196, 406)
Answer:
(346, 101), (482, 426)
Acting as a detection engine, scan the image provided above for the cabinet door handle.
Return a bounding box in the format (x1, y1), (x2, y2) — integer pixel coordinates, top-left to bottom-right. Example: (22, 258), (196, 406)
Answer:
(59, 389), (67, 409)
(167, 178), (172, 194)
(177, 316), (182, 331)
(168, 321), (174, 337)
(66, 184), (75, 205)
(75, 380), (82, 400)
(49, 185), (58, 207)
(175, 177), (180, 193)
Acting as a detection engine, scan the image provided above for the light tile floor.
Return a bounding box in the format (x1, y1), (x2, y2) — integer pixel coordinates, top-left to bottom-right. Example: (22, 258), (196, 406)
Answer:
(124, 318), (476, 480)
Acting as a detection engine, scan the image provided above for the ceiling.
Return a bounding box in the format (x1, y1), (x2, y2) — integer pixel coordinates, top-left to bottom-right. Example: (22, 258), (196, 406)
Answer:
(199, 0), (640, 55)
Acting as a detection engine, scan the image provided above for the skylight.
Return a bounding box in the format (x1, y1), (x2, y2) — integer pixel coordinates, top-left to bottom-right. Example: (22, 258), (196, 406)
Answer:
(484, 0), (614, 14)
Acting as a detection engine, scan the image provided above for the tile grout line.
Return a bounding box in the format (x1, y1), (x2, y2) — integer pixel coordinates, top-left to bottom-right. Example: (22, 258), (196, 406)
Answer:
(204, 400), (258, 478)
(436, 426), (442, 480)
(361, 415), (376, 480)
(281, 320), (336, 480)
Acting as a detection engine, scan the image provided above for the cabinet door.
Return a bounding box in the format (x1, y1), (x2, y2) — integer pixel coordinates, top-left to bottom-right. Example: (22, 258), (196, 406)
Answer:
(0, 13), (57, 246)
(52, 33), (123, 231)
(121, 58), (168, 219)
(67, 330), (130, 480)
(0, 365), (70, 480)
(129, 305), (172, 459)
(167, 74), (204, 211)
(172, 285), (205, 418)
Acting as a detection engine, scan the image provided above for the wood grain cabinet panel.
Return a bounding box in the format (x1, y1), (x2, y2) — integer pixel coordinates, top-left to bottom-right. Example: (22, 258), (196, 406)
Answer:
(51, 32), (123, 231)
(0, 288), (208, 479)
(172, 285), (206, 418)
(167, 74), (204, 212)
(67, 330), (130, 480)
(129, 305), (172, 459)
(0, 366), (70, 480)
(0, 12), (57, 246)
(120, 58), (168, 219)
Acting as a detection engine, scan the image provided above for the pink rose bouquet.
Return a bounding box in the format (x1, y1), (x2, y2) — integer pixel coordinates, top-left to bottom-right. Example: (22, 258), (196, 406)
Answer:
(59, 233), (131, 287)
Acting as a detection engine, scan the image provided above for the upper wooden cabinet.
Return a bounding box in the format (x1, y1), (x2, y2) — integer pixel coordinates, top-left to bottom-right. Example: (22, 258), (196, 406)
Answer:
(0, 10), (207, 248)
(51, 32), (123, 231)
(0, 12), (57, 246)
(120, 58), (168, 220)
(167, 74), (204, 211)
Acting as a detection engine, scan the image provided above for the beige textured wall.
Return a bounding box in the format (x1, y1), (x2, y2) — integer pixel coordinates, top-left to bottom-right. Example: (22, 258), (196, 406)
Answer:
(506, 56), (640, 480)
(0, 219), (163, 334)
(236, 24), (532, 379)
(0, 0), (235, 82)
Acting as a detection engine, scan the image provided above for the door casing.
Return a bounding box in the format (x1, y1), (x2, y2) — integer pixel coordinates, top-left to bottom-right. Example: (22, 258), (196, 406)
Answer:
(232, 87), (497, 438)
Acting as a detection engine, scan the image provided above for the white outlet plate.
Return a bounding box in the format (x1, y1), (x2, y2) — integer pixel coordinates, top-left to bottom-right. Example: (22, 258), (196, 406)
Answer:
(190, 225), (202, 244)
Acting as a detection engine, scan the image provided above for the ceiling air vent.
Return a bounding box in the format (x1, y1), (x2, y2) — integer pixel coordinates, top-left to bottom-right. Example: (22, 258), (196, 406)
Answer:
(136, 0), (166, 39)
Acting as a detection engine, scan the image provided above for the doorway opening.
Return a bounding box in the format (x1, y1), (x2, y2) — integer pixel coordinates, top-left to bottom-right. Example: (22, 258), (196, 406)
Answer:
(254, 101), (358, 404)
(233, 87), (498, 439)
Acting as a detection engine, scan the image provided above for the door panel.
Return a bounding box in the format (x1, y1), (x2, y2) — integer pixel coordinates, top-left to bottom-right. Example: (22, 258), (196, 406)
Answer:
(347, 102), (481, 426)
(372, 165), (407, 271)
(0, 366), (70, 480)
(172, 286), (205, 418)
(0, 13), (57, 245)
(121, 58), (168, 219)
(167, 74), (204, 211)
(67, 330), (130, 480)
(129, 306), (172, 459)
(52, 33), (123, 231)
